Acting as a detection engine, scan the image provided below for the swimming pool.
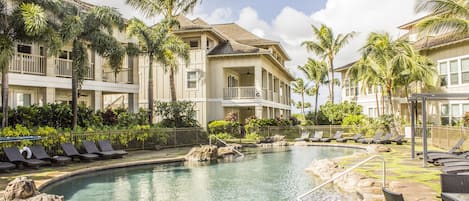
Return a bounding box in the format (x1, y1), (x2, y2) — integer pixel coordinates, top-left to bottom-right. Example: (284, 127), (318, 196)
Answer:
(43, 146), (361, 201)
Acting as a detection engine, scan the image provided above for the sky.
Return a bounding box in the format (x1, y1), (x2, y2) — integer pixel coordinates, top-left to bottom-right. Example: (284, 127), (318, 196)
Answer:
(83, 0), (423, 114)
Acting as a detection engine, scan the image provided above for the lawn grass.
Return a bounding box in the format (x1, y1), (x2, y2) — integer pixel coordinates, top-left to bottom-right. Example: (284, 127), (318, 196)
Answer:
(335, 142), (443, 193)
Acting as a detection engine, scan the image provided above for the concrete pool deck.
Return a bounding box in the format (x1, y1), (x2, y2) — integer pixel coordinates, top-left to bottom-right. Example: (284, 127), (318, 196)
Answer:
(0, 143), (443, 200)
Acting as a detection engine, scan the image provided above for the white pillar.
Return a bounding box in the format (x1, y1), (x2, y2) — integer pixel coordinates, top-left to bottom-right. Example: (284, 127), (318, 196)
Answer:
(93, 90), (102, 111)
(254, 66), (262, 91)
(128, 93), (138, 113)
(45, 87), (55, 104)
(255, 106), (263, 118)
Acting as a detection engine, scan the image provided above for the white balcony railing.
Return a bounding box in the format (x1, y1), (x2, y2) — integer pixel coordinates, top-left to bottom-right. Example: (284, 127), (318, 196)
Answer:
(273, 92), (279, 103)
(8, 53), (46, 75)
(102, 69), (133, 84)
(223, 87), (258, 99)
(55, 59), (94, 79)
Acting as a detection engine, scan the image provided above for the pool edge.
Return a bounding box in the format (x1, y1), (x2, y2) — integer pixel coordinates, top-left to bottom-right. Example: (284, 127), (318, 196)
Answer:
(37, 156), (186, 191)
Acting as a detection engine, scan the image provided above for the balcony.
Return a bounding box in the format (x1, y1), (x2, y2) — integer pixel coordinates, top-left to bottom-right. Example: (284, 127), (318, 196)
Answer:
(55, 58), (94, 79)
(103, 69), (133, 84)
(9, 53), (45, 75)
(223, 87), (258, 99)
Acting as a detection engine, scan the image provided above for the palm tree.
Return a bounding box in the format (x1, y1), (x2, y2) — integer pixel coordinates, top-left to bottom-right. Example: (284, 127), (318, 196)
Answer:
(298, 58), (328, 123)
(128, 18), (189, 124)
(127, 0), (198, 101)
(292, 78), (309, 118)
(58, 4), (126, 129)
(416, 0), (469, 34)
(359, 32), (436, 132)
(0, 0), (59, 127)
(348, 58), (383, 116)
(302, 24), (355, 104)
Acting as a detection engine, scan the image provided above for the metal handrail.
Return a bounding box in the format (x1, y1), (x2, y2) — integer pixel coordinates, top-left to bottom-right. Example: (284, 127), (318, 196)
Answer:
(210, 136), (244, 157)
(296, 155), (386, 201)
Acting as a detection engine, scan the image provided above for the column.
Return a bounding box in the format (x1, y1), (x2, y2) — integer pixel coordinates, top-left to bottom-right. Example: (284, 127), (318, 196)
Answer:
(94, 54), (102, 82)
(45, 87), (55, 103)
(254, 66), (262, 98)
(267, 106), (271, 118)
(45, 55), (55, 77)
(93, 90), (103, 111)
(255, 106), (263, 118)
(128, 93), (139, 113)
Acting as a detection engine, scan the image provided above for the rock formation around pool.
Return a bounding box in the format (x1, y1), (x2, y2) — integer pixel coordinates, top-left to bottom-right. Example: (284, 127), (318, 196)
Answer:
(0, 177), (63, 201)
(185, 145), (218, 161)
(306, 159), (383, 201)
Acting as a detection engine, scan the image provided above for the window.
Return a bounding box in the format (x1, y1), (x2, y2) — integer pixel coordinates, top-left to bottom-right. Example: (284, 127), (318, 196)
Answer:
(17, 44), (32, 54)
(451, 104), (461, 125)
(441, 104), (449, 125)
(462, 59), (469, 84)
(439, 62), (448, 86)
(187, 72), (197, 89)
(16, 93), (31, 107)
(344, 79), (350, 97)
(59, 51), (71, 60)
(189, 40), (199, 49)
(450, 60), (459, 85)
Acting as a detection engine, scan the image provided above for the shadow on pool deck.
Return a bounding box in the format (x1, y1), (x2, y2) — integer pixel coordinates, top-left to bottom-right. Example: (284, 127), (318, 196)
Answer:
(0, 147), (192, 190)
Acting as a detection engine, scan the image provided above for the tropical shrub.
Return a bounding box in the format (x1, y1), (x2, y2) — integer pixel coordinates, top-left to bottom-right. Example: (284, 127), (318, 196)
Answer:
(208, 120), (239, 135)
(320, 101), (363, 125)
(154, 101), (199, 128)
(305, 111), (331, 125)
(245, 133), (260, 141)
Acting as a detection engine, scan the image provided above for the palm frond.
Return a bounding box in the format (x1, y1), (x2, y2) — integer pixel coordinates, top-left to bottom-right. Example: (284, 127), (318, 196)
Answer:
(20, 3), (47, 36)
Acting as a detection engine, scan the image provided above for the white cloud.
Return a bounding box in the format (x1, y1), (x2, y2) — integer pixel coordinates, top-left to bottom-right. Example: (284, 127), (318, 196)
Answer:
(236, 7), (271, 38)
(189, 7), (233, 24)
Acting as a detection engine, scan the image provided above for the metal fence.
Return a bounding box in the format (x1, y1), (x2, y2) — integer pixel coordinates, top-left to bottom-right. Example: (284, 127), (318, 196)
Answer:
(430, 126), (469, 150)
(2, 128), (207, 156)
(253, 125), (355, 140)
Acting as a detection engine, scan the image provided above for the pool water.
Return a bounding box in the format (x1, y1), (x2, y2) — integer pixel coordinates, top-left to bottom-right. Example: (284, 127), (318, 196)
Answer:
(43, 146), (361, 201)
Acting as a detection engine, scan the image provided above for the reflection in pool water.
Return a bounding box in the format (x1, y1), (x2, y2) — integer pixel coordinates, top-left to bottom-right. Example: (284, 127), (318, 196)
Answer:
(43, 146), (361, 201)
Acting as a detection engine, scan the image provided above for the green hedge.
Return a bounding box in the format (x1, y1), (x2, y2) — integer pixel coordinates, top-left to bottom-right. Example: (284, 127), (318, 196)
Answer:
(208, 120), (240, 135)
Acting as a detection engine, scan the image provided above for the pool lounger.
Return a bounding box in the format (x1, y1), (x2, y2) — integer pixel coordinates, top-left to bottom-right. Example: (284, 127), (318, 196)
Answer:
(309, 131), (323, 142)
(30, 145), (71, 166)
(295, 131), (310, 141)
(3, 147), (47, 169)
(320, 131), (343, 142)
(357, 132), (383, 144)
(0, 161), (16, 172)
(442, 165), (469, 174)
(336, 134), (363, 143)
(417, 138), (465, 156)
(391, 135), (407, 145)
(427, 153), (469, 163)
(98, 140), (128, 158)
(82, 140), (117, 159)
(374, 133), (393, 144)
(61, 143), (99, 161)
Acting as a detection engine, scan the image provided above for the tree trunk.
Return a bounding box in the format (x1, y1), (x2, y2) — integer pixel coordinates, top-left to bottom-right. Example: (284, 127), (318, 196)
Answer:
(148, 56), (154, 125)
(375, 87), (380, 117)
(71, 62), (78, 130)
(2, 66), (9, 128)
(329, 57), (334, 104)
(169, 68), (176, 102)
(301, 92), (305, 119)
(315, 86), (320, 124)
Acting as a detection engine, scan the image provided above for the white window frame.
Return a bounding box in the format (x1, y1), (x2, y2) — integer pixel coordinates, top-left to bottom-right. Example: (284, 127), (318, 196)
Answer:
(438, 55), (469, 87)
(12, 89), (35, 108)
(186, 70), (199, 90)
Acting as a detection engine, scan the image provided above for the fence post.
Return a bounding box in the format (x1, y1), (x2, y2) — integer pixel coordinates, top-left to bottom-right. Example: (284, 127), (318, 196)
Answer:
(174, 128), (177, 147)
(196, 128), (199, 145)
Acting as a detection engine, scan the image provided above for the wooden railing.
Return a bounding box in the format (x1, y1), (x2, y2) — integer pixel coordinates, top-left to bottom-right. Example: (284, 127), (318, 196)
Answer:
(55, 59), (94, 79)
(223, 87), (257, 99)
(9, 53), (46, 75)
